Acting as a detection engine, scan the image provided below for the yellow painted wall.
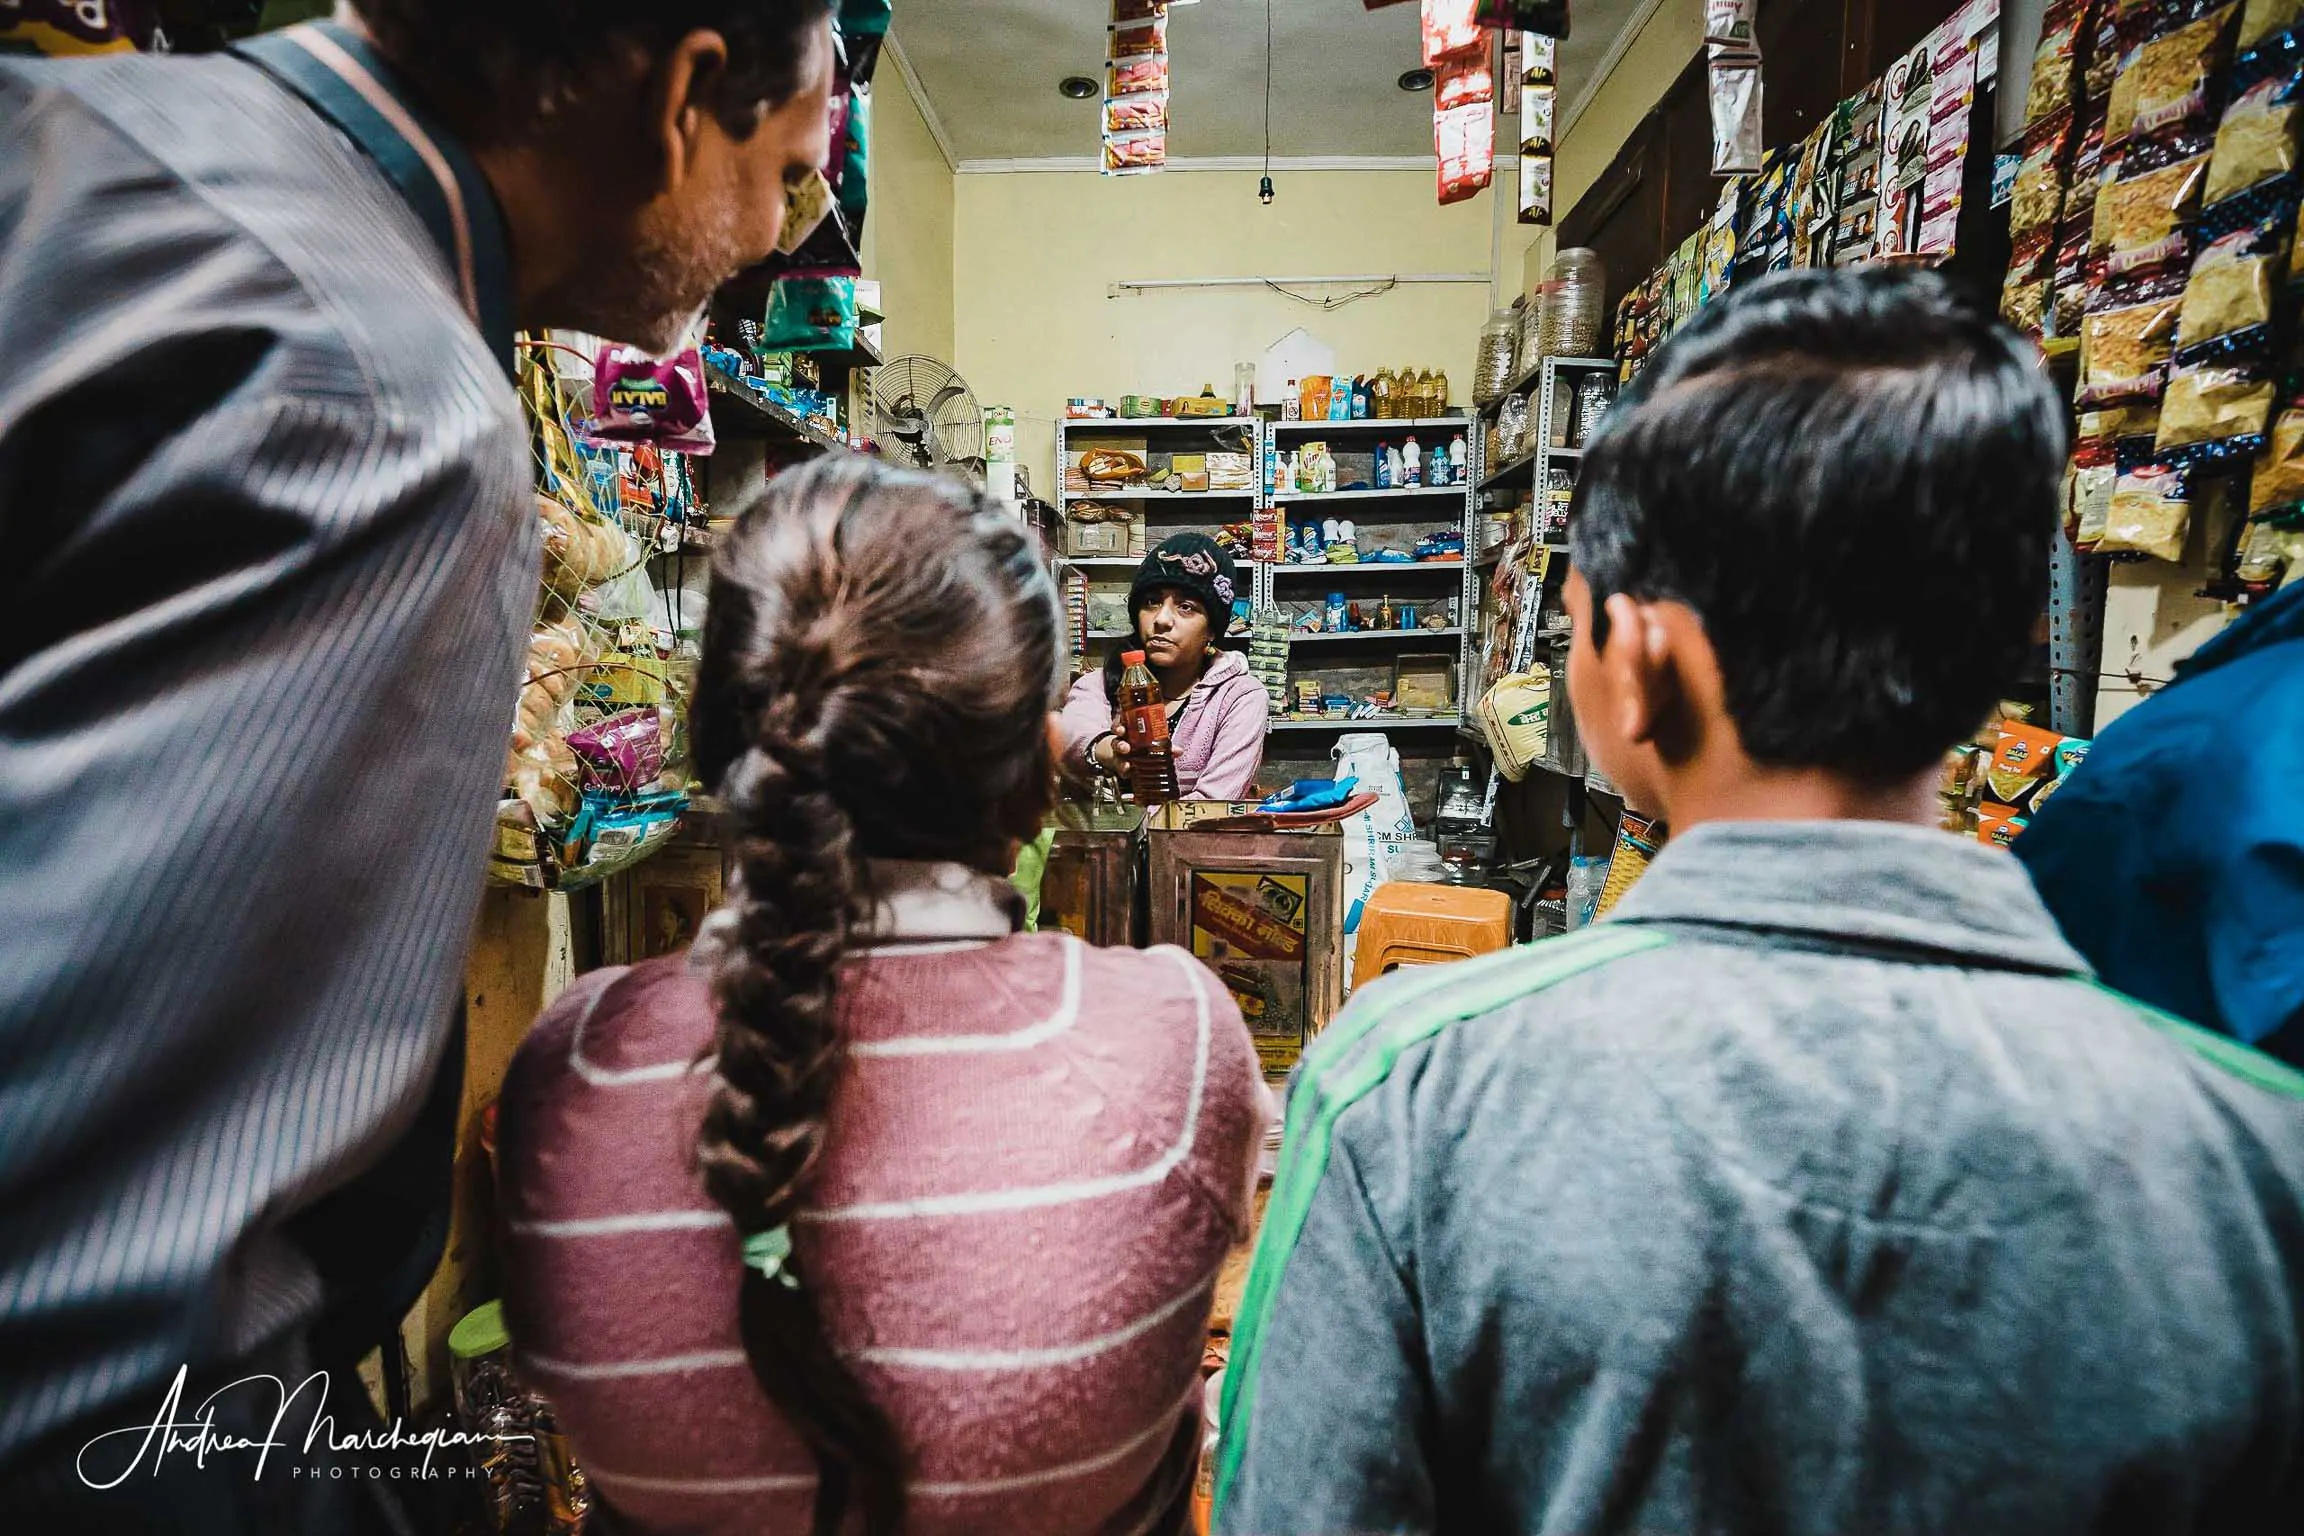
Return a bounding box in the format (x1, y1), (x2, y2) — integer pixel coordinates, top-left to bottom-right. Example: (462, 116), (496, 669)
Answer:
(859, 54), (956, 365)
(954, 169), (1499, 491)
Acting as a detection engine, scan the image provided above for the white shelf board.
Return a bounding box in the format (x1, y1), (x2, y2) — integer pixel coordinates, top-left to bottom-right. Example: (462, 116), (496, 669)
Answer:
(1060, 488), (1257, 502)
(1268, 717), (1462, 733)
(1269, 560), (1465, 577)
(1270, 486), (1467, 502)
(1288, 628), (1465, 644)
(1062, 416), (1257, 429)
(1270, 417), (1472, 433)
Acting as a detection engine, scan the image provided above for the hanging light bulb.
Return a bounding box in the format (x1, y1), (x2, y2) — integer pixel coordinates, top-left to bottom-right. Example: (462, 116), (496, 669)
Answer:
(1259, 175), (1275, 205)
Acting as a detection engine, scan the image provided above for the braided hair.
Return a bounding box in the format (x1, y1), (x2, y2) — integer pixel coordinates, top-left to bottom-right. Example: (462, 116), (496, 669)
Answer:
(687, 455), (1064, 1536)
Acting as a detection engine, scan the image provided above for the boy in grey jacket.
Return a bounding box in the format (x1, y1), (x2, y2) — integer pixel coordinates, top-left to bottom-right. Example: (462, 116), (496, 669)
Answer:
(1215, 269), (2304, 1535)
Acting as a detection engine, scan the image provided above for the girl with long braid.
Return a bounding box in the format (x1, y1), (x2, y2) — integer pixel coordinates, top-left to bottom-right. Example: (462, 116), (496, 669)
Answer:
(497, 456), (1268, 1536)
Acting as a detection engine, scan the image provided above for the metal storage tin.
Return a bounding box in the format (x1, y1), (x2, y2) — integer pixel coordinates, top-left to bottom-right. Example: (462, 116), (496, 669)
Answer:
(1147, 819), (1345, 1080)
(1040, 805), (1145, 949)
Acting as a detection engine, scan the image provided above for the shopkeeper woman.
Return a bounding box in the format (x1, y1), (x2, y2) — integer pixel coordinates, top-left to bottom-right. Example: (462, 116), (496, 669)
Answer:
(1059, 532), (1270, 800)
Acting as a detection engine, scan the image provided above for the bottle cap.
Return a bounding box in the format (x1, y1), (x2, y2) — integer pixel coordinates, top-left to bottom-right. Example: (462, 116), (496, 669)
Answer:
(1123, 650), (1148, 666)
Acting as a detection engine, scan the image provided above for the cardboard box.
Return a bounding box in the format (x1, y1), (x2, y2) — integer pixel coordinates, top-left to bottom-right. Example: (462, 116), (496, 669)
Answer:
(1066, 520), (1131, 557)
(1393, 653), (1458, 713)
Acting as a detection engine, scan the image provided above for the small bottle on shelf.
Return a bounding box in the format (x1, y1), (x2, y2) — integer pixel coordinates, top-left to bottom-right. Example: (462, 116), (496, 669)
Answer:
(1403, 436), (1423, 488)
(1283, 379), (1301, 421)
(1374, 441), (1392, 490)
(1449, 433), (1468, 486)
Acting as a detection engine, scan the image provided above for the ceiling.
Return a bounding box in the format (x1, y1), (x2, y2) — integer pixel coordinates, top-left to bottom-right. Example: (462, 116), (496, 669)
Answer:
(893, 0), (1654, 166)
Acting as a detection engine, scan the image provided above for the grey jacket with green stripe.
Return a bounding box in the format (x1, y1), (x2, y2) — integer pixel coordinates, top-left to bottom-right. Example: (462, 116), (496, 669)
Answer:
(1215, 821), (2304, 1536)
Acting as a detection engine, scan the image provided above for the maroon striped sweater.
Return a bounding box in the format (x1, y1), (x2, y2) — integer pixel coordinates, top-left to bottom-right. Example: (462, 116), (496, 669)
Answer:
(496, 876), (1266, 1535)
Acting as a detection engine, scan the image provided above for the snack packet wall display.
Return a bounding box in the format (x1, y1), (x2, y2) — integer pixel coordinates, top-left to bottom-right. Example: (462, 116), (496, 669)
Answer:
(1106, 94), (1168, 134)
(1986, 720), (2092, 814)
(1111, 16), (1167, 56)
(1977, 801), (2032, 847)
(585, 345), (714, 454)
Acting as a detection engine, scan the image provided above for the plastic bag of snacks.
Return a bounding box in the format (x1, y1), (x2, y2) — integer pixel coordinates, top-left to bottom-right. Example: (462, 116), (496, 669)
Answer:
(2102, 457), (2195, 559)
(585, 345), (715, 454)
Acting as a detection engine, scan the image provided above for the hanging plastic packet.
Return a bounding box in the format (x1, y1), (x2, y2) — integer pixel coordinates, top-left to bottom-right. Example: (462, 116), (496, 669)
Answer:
(2079, 271), (2186, 403)
(2012, 107), (2080, 243)
(2250, 392), (2304, 515)
(1422, 0), (1485, 67)
(0, 0), (158, 54)
(1109, 53), (1169, 97)
(1518, 32), (1558, 225)
(1110, 15), (1166, 56)
(2203, 67), (2304, 205)
(2104, 152), (2214, 280)
(763, 276), (859, 353)
(1475, 0), (1570, 33)
(2025, 0), (2092, 124)
(2158, 357), (2277, 454)
(1706, 0), (1765, 176)
(2174, 204), (2294, 353)
(2241, 0), (2304, 50)
(2122, 5), (2240, 157)
(566, 709), (667, 796)
(2102, 458), (2195, 559)
(839, 84), (872, 236)
(586, 344), (715, 455)
(1106, 94), (1168, 134)
(1104, 131), (1167, 175)
(1710, 65), (1766, 175)
(1434, 53), (1495, 205)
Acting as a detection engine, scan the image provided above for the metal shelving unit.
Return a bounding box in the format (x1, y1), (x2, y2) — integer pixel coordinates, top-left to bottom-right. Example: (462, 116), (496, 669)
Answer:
(1056, 416), (1264, 668)
(1057, 409), (1484, 748)
(1476, 357), (1615, 832)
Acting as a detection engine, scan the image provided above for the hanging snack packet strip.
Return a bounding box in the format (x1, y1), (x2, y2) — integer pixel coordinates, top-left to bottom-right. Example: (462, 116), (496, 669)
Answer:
(1519, 32), (1560, 228)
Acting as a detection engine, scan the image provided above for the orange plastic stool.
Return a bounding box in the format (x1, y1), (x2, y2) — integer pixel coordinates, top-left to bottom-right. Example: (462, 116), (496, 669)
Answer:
(1351, 881), (1514, 989)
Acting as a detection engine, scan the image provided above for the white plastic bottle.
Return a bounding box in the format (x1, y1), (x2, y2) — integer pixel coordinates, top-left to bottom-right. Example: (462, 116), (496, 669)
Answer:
(1403, 436), (1423, 488)
(1283, 379), (1301, 422)
(1449, 434), (1468, 486)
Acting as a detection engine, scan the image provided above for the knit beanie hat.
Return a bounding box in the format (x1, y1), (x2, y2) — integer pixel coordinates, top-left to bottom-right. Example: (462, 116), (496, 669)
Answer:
(1128, 532), (1240, 638)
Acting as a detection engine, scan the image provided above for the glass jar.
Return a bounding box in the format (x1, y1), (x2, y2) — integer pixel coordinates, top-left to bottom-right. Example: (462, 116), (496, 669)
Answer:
(1538, 248), (1608, 359)
(1572, 371), (1618, 446)
(1495, 392), (1530, 462)
(1473, 313), (1518, 404)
